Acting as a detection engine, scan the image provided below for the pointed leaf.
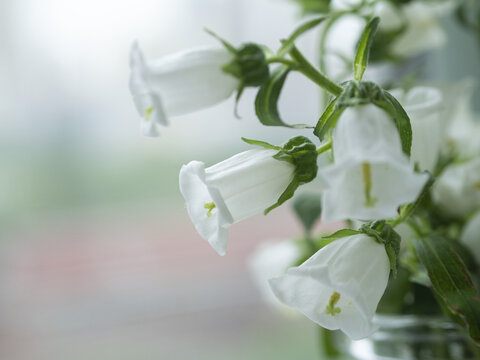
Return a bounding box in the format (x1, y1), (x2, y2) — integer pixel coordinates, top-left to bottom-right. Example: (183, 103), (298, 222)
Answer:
(277, 16), (326, 57)
(354, 17), (380, 81)
(241, 137), (282, 150)
(255, 66), (292, 127)
(313, 97), (344, 141)
(374, 90), (412, 156)
(413, 233), (480, 344)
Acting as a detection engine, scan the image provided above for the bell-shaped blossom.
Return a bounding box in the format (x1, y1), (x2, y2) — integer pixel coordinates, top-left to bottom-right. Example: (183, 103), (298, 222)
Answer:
(247, 239), (302, 311)
(432, 158), (480, 218)
(179, 149), (295, 255)
(269, 234), (390, 340)
(321, 105), (429, 222)
(129, 42), (240, 137)
(390, 87), (444, 172)
(461, 212), (480, 265)
(377, 2), (448, 58)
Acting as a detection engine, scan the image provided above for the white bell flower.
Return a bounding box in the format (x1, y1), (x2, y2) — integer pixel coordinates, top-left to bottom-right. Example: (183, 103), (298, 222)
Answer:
(269, 234), (390, 340)
(129, 42), (240, 137)
(461, 212), (480, 265)
(179, 149), (295, 255)
(432, 158), (480, 218)
(377, 2), (448, 57)
(247, 239), (302, 311)
(321, 104), (429, 222)
(390, 87), (444, 172)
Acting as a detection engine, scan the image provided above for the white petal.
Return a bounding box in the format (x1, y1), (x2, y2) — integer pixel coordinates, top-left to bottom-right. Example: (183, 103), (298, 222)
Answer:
(269, 235), (390, 340)
(332, 105), (404, 164)
(390, 3), (447, 57)
(205, 149), (295, 222)
(321, 104), (428, 222)
(180, 150), (295, 255)
(129, 43), (168, 136)
(144, 47), (240, 116)
(179, 161), (233, 256)
(432, 159), (480, 217)
(322, 160), (428, 222)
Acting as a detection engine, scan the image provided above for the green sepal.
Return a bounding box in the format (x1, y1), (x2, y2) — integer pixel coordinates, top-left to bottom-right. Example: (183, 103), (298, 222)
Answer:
(255, 66), (309, 128)
(265, 136), (318, 214)
(204, 28), (237, 53)
(361, 221), (401, 277)
(353, 17), (380, 81)
(206, 29), (270, 112)
(321, 228), (361, 241)
(292, 192), (322, 234)
(277, 16), (327, 57)
(255, 66), (291, 126)
(241, 137), (282, 150)
(313, 81), (412, 156)
(413, 233), (480, 344)
(222, 43), (270, 88)
(313, 97), (344, 141)
(374, 90), (413, 156)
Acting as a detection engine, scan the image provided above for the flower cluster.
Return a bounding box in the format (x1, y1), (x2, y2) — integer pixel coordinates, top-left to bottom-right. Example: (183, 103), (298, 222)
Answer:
(129, 3), (480, 348)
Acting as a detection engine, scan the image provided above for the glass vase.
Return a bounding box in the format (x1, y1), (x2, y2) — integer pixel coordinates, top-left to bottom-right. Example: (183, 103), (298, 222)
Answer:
(340, 315), (480, 360)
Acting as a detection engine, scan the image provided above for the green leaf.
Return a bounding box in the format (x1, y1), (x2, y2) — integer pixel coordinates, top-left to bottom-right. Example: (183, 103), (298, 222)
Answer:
(255, 66), (292, 127)
(374, 90), (412, 156)
(313, 97), (343, 141)
(241, 137), (281, 150)
(354, 17), (380, 81)
(277, 16), (326, 57)
(413, 233), (480, 344)
(292, 192), (322, 233)
(293, 0), (331, 15)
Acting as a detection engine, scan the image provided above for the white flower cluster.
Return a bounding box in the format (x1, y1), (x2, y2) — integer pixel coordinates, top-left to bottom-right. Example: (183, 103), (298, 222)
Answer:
(128, 10), (480, 343)
(127, 40), (443, 339)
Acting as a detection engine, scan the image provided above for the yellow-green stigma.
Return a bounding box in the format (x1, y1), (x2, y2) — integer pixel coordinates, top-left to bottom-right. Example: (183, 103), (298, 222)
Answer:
(204, 202), (216, 217)
(475, 181), (480, 190)
(144, 107), (154, 121)
(325, 291), (342, 316)
(362, 162), (378, 207)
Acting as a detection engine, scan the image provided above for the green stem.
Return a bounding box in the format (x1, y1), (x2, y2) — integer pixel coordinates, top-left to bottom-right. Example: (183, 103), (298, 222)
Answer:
(266, 57), (297, 67)
(318, 327), (342, 358)
(316, 140), (332, 155)
(289, 45), (343, 97)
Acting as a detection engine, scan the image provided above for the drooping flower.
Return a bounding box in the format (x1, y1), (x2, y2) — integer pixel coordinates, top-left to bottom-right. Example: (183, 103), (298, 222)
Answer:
(376, 1), (448, 57)
(390, 86), (444, 172)
(320, 104), (429, 222)
(269, 234), (390, 340)
(461, 212), (480, 265)
(129, 42), (240, 137)
(179, 149), (295, 256)
(432, 158), (480, 218)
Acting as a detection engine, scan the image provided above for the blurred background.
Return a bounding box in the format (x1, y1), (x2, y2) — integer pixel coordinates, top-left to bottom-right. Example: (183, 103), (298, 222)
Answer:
(0, 0), (324, 359)
(1, 0), (479, 359)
